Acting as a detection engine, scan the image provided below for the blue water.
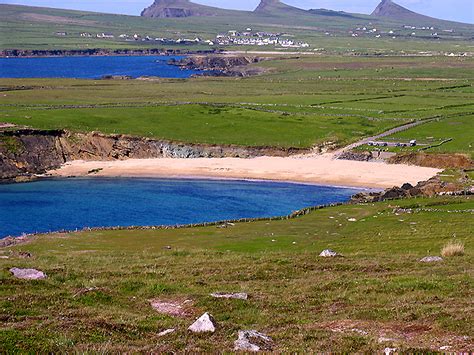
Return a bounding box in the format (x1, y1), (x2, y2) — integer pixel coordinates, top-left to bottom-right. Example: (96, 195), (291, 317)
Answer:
(0, 178), (362, 238)
(0, 56), (201, 79)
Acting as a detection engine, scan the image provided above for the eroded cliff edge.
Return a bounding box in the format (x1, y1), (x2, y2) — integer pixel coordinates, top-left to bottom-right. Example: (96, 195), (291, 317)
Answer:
(0, 129), (309, 181)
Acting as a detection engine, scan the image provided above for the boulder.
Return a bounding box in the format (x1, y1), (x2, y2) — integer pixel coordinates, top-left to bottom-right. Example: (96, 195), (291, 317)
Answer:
(420, 256), (443, 263)
(10, 268), (47, 280)
(188, 312), (216, 333)
(234, 330), (273, 352)
(210, 292), (248, 300)
(319, 249), (341, 257)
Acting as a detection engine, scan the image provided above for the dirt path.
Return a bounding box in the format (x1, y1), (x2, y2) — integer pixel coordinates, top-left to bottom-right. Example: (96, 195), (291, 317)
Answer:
(332, 118), (436, 157)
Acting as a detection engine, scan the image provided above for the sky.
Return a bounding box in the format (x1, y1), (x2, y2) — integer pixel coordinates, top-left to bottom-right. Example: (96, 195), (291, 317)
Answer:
(1, 0), (473, 24)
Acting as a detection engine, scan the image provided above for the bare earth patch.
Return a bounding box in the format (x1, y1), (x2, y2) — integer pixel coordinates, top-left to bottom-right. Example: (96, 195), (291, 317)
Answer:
(315, 319), (473, 352)
(149, 298), (194, 317)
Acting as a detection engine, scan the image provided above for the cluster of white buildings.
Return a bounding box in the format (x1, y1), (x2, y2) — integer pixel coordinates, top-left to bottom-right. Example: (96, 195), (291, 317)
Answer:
(347, 22), (456, 39)
(74, 28), (309, 48)
(214, 29), (309, 48)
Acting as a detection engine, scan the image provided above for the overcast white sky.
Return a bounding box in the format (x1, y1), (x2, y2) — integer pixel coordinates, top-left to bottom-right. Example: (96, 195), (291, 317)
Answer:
(1, 0), (473, 23)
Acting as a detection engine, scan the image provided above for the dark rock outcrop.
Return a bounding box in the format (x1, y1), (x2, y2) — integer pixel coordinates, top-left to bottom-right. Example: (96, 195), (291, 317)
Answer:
(170, 55), (266, 77)
(351, 176), (462, 202)
(337, 151), (373, 162)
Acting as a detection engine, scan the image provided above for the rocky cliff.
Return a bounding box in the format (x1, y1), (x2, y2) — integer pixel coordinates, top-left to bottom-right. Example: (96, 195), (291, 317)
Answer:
(0, 129), (308, 181)
(170, 55), (266, 76)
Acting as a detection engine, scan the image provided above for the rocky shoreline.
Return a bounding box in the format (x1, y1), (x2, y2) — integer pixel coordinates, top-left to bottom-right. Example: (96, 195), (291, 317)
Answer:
(168, 55), (268, 77)
(0, 48), (217, 58)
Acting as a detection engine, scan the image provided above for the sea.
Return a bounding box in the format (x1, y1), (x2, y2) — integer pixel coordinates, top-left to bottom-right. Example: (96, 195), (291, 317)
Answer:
(0, 178), (362, 238)
(0, 55), (201, 79)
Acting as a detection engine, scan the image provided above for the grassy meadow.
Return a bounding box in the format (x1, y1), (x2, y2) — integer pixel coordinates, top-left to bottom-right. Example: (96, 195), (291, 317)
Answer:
(0, 196), (472, 352)
(1, 55), (473, 153)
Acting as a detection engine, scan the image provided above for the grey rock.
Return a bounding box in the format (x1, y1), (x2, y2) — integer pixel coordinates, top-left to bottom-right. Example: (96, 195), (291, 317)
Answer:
(188, 312), (216, 333)
(10, 267), (47, 280)
(319, 249), (341, 257)
(157, 328), (175, 337)
(420, 256), (443, 263)
(210, 292), (248, 300)
(234, 330), (273, 352)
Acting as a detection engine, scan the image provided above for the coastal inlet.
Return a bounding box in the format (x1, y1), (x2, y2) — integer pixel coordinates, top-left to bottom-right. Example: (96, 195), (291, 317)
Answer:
(0, 178), (362, 238)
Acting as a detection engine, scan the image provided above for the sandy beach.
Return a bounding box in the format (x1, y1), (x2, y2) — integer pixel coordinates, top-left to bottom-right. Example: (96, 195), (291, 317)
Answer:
(48, 155), (442, 189)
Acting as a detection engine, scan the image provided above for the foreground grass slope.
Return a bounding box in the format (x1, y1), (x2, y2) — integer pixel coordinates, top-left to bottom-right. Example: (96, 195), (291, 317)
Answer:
(0, 196), (472, 352)
(1, 56), (473, 153)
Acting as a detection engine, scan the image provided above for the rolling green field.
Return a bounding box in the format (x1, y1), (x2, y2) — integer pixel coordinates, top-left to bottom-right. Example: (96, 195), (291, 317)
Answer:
(1, 56), (473, 154)
(1, 4), (473, 353)
(1, 196), (472, 352)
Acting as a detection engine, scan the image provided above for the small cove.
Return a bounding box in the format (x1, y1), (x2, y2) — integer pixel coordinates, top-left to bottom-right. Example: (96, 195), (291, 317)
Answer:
(0, 178), (363, 238)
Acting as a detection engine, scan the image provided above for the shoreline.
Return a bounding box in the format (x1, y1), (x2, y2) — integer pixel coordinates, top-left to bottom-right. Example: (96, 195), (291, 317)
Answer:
(47, 155), (442, 189)
(0, 48), (218, 58)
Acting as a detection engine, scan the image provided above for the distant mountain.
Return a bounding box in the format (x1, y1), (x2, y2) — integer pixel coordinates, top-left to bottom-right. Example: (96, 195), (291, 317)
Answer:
(371, 0), (461, 25)
(141, 0), (241, 18)
(254, 0), (306, 15)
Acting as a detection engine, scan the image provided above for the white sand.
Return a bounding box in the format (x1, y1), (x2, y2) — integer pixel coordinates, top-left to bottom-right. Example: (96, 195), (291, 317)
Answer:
(48, 155), (442, 189)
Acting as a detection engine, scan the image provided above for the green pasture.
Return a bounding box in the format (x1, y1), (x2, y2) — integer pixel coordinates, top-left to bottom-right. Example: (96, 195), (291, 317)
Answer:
(1, 196), (472, 352)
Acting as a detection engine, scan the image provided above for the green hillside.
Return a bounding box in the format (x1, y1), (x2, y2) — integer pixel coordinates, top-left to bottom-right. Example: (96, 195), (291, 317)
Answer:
(1, 4), (473, 54)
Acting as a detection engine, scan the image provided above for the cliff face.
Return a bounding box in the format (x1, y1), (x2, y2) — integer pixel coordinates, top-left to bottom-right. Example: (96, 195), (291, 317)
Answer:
(0, 130), (66, 180)
(0, 129), (308, 181)
(170, 55), (266, 76)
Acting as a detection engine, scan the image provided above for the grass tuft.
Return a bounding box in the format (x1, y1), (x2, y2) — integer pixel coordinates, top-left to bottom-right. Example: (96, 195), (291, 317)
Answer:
(441, 240), (465, 257)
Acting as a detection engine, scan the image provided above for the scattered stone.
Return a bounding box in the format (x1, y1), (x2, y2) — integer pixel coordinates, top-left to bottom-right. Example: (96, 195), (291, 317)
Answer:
(73, 287), (101, 297)
(0, 256), (9, 259)
(210, 292), (248, 300)
(350, 328), (368, 335)
(158, 328), (176, 337)
(384, 347), (398, 355)
(234, 330), (273, 352)
(348, 218), (357, 222)
(439, 345), (451, 351)
(163, 245), (172, 250)
(10, 268), (47, 280)
(319, 249), (341, 257)
(18, 251), (32, 258)
(378, 337), (396, 343)
(188, 312), (216, 333)
(420, 256), (443, 263)
(150, 299), (190, 317)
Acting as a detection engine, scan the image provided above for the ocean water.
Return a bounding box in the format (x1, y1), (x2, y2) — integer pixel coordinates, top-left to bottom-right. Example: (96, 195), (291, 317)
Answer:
(0, 178), (362, 238)
(0, 55), (201, 79)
